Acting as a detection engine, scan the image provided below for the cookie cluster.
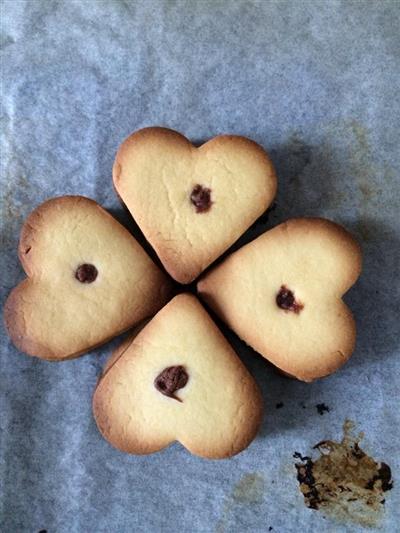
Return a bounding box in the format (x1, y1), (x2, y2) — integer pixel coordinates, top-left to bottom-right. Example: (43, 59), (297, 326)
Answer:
(4, 127), (362, 459)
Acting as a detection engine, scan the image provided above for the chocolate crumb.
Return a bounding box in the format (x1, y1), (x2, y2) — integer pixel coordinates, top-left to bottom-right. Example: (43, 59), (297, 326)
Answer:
(75, 263), (98, 283)
(276, 285), (303, 313)
(313, 440), (329, 449)
(365, 462), (393, 491)
(293, 451), (311, 461)
(190, 184), (212, 213)
(294, 455), (321, 509)
(275, 402), (284, 409)
(316, 403), (330, 415)
(351, 442), (366, 459)
(154, 365), (189, 402)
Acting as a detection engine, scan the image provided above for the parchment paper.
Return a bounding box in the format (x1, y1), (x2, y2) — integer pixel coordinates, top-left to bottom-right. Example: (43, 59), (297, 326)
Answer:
(1, 1), (399, 532)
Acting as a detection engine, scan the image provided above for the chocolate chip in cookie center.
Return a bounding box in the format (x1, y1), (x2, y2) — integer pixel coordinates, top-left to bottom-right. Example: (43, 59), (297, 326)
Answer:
(154, 365), (189, 402)
(75, 263), (98, 283)
(276, 285), (304, 313)
(190, 184), (212, 213)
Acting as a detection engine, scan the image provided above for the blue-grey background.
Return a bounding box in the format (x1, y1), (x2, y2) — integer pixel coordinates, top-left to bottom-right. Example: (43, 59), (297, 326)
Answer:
(1, 1), (399, 532)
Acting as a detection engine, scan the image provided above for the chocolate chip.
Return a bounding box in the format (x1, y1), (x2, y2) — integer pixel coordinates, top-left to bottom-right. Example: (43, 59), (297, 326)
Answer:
(75, 264), (98, 283)
(154, 365), (189, 402)
(276, 285), (303, 313)
(190, 184), (212, 213)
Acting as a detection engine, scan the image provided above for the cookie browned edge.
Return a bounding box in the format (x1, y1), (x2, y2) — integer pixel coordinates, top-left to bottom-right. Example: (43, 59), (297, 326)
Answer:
(3, 196), (170, 361)
(197, 218), (363, 382)
(93, 294), (264, 459)
(112, 127), (277, 284)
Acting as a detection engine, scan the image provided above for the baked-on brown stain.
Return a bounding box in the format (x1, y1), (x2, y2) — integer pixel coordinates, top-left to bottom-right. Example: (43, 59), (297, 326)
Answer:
(190, 184), (212, 213)
(75, 264), (98, 283)
(231, 473), (265, 504)
(154, 365), (189, 402)
(294, 420), (393, 528)
(216, 473), (265, 533)
(276, 285), (304, 313)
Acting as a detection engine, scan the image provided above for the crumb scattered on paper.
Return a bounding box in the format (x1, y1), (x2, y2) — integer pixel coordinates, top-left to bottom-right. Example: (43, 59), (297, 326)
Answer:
(316, 403), (330, 415)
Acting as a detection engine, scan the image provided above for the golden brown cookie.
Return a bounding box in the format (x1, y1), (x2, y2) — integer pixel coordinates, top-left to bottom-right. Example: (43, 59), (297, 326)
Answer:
(198, 218), (362, 382)
(113, 127), (277, 284)
(4, 196), (172, 360)
(93, 294), (263, 459)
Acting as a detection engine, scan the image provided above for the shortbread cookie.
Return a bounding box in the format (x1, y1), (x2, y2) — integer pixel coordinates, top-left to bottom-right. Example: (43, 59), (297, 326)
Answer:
(4, 196), (172, 360)
(113, 127), (277, 284)
(198, 218), (362, 382)
(93, 294), (263, 459)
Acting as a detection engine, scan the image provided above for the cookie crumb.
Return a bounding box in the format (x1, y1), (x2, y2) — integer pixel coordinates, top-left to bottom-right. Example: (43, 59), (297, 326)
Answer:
(316, 403), (330, 415)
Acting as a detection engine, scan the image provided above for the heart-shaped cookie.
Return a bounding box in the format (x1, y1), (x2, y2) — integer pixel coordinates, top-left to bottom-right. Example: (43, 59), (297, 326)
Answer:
(93, 294), (263, 459)
(198, 218), (362, 382)
(113, 127), (277, 284)
(4, 196), (172, 360)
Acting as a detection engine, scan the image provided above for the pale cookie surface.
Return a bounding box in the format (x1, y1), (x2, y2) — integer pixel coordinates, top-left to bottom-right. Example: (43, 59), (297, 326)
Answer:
(113, 127), (277, 284)
(198, 218), (362, 382)
(93, 294), (263, 459)
(4, 196), (172, 360)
